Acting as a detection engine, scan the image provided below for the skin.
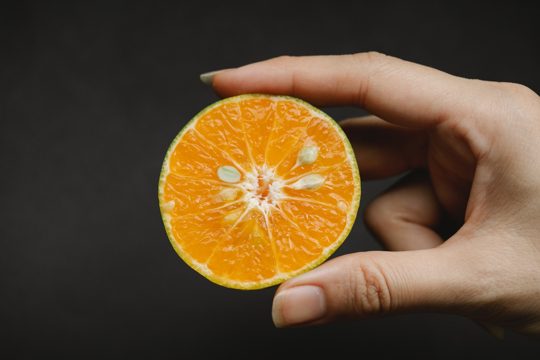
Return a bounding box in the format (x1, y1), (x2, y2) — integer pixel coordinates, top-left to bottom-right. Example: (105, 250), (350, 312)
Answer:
(211, 52), (540, 336)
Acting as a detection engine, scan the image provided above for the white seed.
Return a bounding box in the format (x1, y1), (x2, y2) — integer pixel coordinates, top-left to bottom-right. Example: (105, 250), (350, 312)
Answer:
(290, 174), (325, 190)
(161, 200), (175, 212)
(218, 187), (240, 201)
(217, 165), (241, 183)
(338, 201), (347, 212)
(297, 145), (319, 166)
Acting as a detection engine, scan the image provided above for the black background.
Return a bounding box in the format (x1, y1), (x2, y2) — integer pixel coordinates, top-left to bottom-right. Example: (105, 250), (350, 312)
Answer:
(2, 1), (540, 358)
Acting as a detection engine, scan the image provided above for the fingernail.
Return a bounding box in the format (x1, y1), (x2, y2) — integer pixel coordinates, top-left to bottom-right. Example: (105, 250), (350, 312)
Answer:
(199, 69), (226, 86)
(272, 285), (326, 328)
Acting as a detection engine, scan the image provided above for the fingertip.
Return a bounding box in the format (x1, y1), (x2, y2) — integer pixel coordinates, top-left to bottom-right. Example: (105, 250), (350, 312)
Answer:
(199, 68), (244, 98)
(272, 285), (327, 328)
(211, 69), (234, 96)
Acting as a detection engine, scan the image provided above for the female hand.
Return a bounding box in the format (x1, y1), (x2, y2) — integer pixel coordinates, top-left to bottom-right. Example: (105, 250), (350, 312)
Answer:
(205, 52), (540, 336)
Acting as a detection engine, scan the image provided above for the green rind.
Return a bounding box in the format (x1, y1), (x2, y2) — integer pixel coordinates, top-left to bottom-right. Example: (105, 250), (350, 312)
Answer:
(158, 94), (361, 290)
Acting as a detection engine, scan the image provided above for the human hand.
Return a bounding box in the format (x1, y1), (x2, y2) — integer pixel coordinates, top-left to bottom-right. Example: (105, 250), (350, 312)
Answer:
(205, 52), (540, 336)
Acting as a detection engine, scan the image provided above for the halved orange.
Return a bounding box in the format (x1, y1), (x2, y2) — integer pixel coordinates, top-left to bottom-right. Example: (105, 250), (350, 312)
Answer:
(158, 94), (360, 289)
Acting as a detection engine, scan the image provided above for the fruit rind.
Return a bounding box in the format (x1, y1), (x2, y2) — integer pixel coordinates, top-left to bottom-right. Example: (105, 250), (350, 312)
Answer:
(158, 94), (361, 290)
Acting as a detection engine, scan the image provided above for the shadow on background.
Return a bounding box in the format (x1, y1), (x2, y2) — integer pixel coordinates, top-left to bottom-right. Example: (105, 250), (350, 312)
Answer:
(1, 1), (539, 358)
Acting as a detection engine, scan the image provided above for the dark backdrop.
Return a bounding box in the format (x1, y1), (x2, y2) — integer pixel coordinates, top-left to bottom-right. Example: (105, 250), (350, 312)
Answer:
(2, 1), (539, 359)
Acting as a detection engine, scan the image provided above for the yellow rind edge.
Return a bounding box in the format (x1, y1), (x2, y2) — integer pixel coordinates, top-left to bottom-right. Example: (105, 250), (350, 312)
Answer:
(158, 94), (361, 290)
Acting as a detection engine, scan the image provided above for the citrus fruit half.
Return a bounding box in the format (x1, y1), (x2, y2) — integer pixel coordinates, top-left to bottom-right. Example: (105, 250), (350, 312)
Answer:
(158, 94), (360, 289)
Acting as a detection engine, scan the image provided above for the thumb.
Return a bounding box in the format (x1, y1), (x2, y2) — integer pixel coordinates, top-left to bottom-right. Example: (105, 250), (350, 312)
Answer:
(272, 248), (474, 327)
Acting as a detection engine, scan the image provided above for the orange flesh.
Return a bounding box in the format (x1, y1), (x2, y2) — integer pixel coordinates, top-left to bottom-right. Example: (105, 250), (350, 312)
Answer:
(160, 95), (359, 288)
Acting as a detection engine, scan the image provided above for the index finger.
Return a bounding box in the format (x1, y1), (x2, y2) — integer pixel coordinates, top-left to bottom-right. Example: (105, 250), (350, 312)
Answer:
(212, 52), (469, 128)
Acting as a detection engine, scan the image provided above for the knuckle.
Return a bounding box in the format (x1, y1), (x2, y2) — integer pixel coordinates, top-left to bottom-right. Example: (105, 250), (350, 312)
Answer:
(348, 258), (392, 316)
(492, 82), (540, 111)
(350, 52), (391, 105)
(353, 51), (388, 63)
(498, 82), (538, 98)
(463, 81), (540, 137)
(271, 55), (295, 64)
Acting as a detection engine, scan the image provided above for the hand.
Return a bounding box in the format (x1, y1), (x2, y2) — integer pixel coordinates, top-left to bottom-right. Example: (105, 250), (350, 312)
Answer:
(208, 52), (540, 336)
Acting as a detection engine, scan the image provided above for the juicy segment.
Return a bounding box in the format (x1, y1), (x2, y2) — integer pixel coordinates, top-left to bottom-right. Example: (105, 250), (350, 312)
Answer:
(159, 95), (360, 289)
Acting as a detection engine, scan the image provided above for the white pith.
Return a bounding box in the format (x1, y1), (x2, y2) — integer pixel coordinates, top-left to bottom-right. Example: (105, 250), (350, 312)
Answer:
(237, 164), (284, 216)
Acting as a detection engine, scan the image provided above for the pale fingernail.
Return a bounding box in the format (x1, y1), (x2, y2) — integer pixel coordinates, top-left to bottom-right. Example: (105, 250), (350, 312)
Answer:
(272, 285), (327, 328)
(199, 69), (227, 86)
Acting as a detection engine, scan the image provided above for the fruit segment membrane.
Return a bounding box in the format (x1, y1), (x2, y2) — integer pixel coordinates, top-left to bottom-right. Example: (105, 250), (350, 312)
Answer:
(159, 95), (360, 289)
